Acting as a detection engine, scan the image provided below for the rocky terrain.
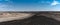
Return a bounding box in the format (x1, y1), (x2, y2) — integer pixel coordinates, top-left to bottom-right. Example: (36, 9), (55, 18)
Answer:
(0, 11), (60, 25)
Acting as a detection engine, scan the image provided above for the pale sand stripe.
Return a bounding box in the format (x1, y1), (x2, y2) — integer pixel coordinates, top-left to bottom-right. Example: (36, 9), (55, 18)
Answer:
(0, 13), (35, 22)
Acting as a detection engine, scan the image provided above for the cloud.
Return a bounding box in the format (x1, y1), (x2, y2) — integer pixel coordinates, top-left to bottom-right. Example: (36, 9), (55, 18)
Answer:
(0, 3), (14, 11)
(0, 0), (15, 11)
(51, 1), (60, 6)
(0, 3), (8, 11)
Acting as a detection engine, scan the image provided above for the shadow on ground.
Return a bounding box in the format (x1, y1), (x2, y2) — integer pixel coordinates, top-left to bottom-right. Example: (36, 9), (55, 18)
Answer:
(0, 15), (60, 25)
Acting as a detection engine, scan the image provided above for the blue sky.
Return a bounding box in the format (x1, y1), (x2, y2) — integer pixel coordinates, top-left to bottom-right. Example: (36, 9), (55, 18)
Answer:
(0, 0), (60, 11)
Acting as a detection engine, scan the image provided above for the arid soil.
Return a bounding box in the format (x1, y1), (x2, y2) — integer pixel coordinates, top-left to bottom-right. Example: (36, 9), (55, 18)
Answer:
(0, 12), (60, 25)
(37, 12), (60, 21)
(0, 12), (34, 22)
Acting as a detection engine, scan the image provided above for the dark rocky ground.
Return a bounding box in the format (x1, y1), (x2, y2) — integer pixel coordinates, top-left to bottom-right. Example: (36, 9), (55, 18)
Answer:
(0, 14), (60, 25)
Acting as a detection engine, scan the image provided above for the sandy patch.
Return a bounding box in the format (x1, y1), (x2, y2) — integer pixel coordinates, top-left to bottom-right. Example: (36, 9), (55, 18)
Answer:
(0, 13), (34, 22)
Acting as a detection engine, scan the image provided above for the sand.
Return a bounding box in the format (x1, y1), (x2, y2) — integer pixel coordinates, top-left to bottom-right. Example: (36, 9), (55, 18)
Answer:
(0, 13), (34, 22)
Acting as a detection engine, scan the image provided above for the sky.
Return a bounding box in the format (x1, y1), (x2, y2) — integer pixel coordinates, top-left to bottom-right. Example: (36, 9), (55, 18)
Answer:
(0, 0), (60, 11)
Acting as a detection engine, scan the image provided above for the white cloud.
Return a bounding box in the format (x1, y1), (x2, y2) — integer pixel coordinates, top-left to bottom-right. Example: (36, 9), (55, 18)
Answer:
(0, 3), (14, 11)
(51, 1), (60, 6)
(0, 0), (14, 11)
(0, 4), (8, 11)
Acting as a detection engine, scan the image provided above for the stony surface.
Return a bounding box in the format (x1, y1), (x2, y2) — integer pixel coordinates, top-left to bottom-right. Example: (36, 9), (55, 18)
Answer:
(0, 15), (60, 25)
(0, 12), (60, 25)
